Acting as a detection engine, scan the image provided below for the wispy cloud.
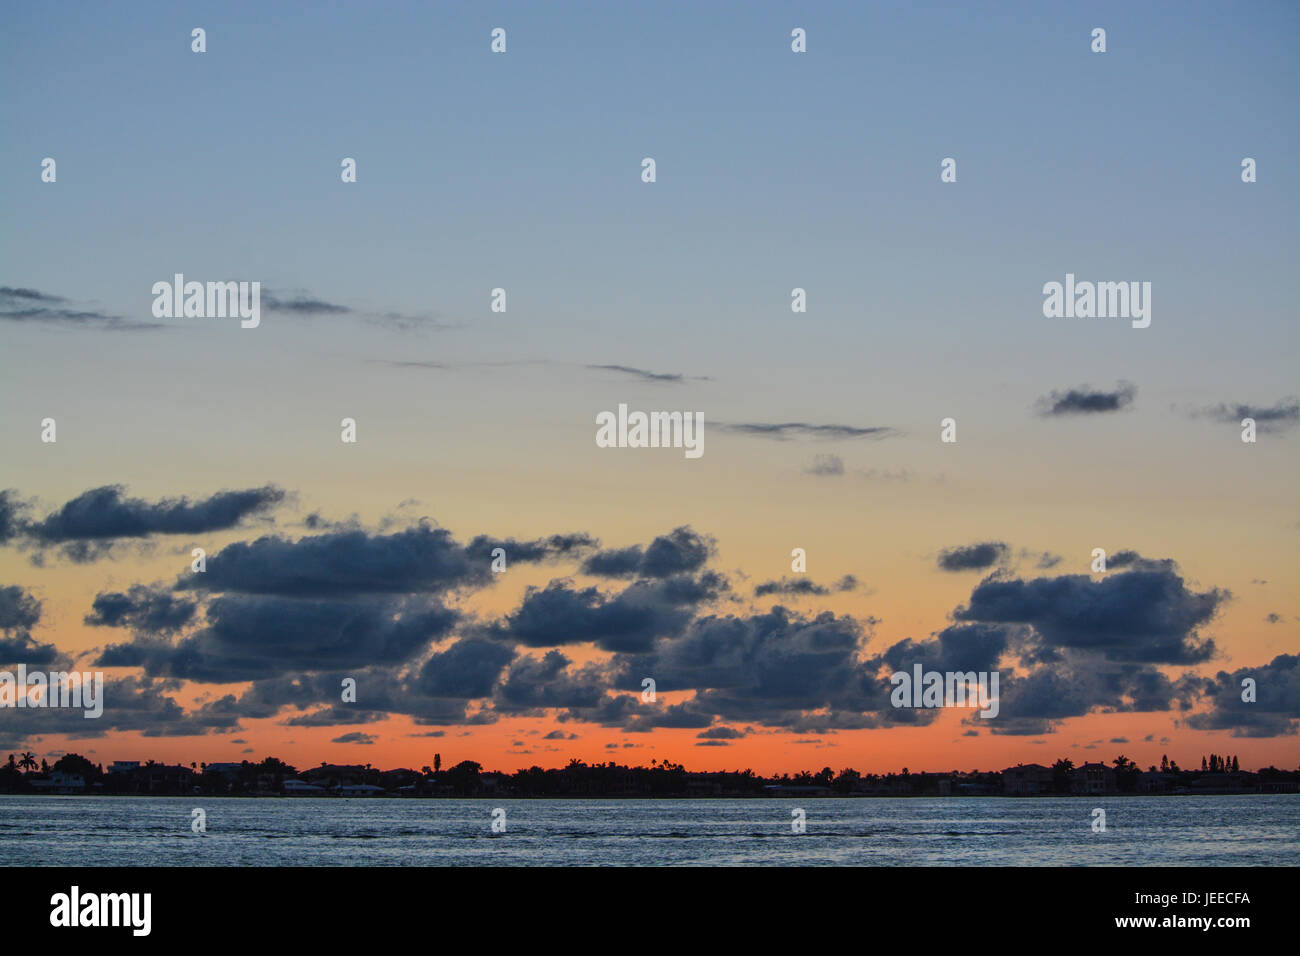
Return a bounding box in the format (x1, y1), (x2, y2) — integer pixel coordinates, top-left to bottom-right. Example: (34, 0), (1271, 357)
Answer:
(717, 422), (898, 441)
(1188, 397), (1299, 434)
(805, 454), (845, 476)
(585, 364), (709, 384)
(0, 285), (161, 331)
(264, 289), (451, 331)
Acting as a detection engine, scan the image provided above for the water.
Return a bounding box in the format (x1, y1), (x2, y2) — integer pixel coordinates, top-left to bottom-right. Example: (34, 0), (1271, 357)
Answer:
(2, 794), (1296, 866)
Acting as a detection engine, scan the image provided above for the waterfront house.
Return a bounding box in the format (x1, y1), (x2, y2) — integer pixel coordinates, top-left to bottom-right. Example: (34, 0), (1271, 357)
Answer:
(1070, 762), (1117, 795)
(1001, 764), (1053, 796)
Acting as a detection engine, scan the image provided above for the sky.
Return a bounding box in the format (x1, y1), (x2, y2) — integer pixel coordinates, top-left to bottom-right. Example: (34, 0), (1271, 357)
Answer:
(0, 0), (1297, 776)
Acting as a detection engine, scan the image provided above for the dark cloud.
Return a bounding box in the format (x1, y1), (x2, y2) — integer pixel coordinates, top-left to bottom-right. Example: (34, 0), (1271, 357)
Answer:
(188, 525), (485, 597)
(0, 583), (41, 632)
(0, 633), (62, 666)
(605, 607), (896, 732)
(97, 595), (458, 683)
(698, 726), (746, 739)
(954, 562), (1225, 664)
(754, 578), (829, 597)
(25, 484), (285, 555)
(412, 638), (516, 699)
(484, 579), (696, 654)
(284, 707), (387, 728)
(982, 662), (1188, 736)
(1181, 655), (1300, 737)
(581, 527), (713, 579)
(0, 584), (59, 666)
(84, 585), (198, 635)
(187, 524), (594, 598)
(1036, 382), (1136, 416)
(332, 732), (377, 745)
(0, 490), (27, 543)
(11, 494), (1291, 742)
(877, 623), (1012, 676)
(493, 650), (611, 713)
(0, 675), (239, 748)
(938, 542), (1009, 572)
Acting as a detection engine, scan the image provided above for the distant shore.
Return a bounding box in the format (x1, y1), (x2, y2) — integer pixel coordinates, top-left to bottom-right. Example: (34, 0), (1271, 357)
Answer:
(7, 752), (1297, 800)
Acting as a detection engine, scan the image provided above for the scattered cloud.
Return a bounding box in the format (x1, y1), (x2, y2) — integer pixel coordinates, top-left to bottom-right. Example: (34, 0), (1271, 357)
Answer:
(1035, 382), (1136, 416)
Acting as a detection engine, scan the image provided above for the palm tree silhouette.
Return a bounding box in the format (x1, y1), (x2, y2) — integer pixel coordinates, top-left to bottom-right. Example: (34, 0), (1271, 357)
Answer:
(18, 752), (37, 773)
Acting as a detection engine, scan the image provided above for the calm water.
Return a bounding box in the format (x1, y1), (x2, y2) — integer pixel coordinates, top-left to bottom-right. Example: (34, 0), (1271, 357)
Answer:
(2, 794), (1296, 866)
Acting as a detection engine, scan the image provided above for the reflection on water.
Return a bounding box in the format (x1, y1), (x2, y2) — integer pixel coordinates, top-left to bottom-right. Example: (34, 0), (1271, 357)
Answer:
(2, 794), (1296, 866)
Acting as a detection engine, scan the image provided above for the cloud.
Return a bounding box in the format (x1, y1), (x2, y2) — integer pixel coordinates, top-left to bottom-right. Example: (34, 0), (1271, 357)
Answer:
(332, 732), (377, 745)
(598, 607), (898, 733)
(262, 293), (352, 315)
(465, 532), (597, 564)
(84, 585), (198, 635)
(186, 525), (488, 597)
(185, 524), (594, 598)
(581, 527), (714, 579)
(1181, 655), (1299, 737)
(0, 676), (239, 747)
(493, 650), (611, 713)
(0, 286), (162, 331)
(1036, 382), (1136, 416)
(954, 560), (1225, 665)
(1190, 398), (1300, 435)
(0, 583), (42, 632)
(805, 454), (845, 476)
(0, 584), (62, 667)
(754, 578), (830, 597)
(0, 491), (26, 543)
(585, 364), (701, 383)
(716, 422), (898, 441)
(97, 595), (459, 683)
(697, 726), (746, 739)
(263, 290), (446, 331)
(9, 492), (1291, 745)
(24, 485), (285, 559)
(483, 578), (698, 654)
(412, 638), (517, 699)
(937, 542), (1009, 572)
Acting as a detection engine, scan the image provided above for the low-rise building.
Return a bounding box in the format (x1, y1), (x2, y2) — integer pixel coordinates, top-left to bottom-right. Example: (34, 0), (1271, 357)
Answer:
(1071, 762), (1117, 795)
(1002, 763), (1053, 796)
